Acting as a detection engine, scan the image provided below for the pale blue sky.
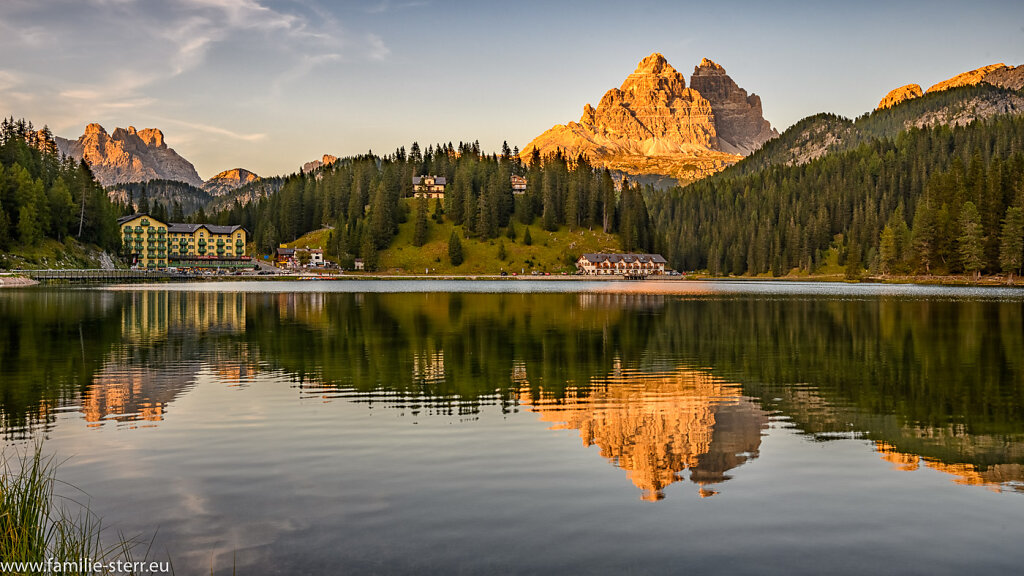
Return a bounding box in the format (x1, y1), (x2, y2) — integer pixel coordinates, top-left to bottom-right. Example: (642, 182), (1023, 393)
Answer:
(1, 0), (1022, 178)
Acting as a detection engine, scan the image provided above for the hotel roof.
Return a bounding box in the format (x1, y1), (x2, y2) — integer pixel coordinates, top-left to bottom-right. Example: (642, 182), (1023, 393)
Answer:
(117, 213), (246, 235)
(579, 253), (667, 264)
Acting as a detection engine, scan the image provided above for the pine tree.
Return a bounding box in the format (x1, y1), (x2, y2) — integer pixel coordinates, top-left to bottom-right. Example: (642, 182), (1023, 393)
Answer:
(412, 195), (428, 247)
(18, 204), (41, 245)
(845, 240), (863, 281)
(523, 226), (532, 246)
(432, 197), (444, 222)
(360, 226), (378, 271)
(879, 226), (898, 274)
(448, 229), (464, 266)
(497, 239), (507, 261)
(506, 220), (516, 242)
(46, 178), (74, 239)
(137, 189), (150, 213)
(0, 204), (10, 251)
(369, 181), (394, 249)
(879, 207), (910, 274)
(958, 201), (986, 278)
(999, 206), (1024, 279)
(911, 200), (937, 273)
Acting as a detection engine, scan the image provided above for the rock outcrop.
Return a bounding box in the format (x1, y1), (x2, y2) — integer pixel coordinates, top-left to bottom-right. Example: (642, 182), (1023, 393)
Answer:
(927, 63), (1009, 93)
(877, 63), (1024, 111)
(55, 124), (203, 187)
(203, 168), (259, 196)
(980, 65), (1024, 92)
(689, 58), (778, 155)
(302, 154), (339, 174)
(522, 53), (775, 182)
(878, 84), (924, 110)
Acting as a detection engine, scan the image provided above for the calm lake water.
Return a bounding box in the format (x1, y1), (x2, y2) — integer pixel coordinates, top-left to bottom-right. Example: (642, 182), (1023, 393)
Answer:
(2, 280), (1023, 575)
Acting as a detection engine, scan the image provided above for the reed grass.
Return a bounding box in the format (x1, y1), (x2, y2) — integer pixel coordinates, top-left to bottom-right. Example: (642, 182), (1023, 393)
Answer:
(0, 444), (160, 575)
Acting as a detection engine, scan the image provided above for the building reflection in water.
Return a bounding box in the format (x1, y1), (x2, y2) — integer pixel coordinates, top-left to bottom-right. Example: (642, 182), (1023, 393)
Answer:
(82, 291), (256, 426)
(517, 359), (769, 500)
(413, 351), (446, 385)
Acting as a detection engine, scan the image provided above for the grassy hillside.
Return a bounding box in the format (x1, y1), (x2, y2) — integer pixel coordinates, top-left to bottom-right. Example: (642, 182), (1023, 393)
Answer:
(0, 237), (116, 270)
(285, 200), (626, 275)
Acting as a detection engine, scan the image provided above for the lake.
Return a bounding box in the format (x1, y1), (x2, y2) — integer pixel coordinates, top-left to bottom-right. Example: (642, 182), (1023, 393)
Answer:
(2, 280), (1023, 575)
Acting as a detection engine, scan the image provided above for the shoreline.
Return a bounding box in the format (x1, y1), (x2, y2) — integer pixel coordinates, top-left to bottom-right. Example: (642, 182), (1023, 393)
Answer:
(0, 275), (39, 288)
(6, 270), (1024, 289)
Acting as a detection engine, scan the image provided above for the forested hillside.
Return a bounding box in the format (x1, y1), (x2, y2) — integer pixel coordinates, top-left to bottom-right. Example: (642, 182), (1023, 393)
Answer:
(210, 142), (653, 270)
(0, 117), (121, 265)
(648, 113), (1024, 277)
(721, 84), (1024, 183)
(107, 179), (213, 219)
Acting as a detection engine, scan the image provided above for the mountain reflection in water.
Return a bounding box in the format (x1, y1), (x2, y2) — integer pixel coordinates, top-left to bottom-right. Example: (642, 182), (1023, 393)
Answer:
(2, 287), (1023, 497)
(518, 365), (768, 500)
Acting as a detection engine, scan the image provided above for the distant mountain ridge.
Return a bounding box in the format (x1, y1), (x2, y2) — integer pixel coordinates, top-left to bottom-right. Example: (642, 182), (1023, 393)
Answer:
(877, 63), (1024, 110)
(302, 154), (338, 174)
(522, 53), (777, 183)
(55, 123), (258, 196)
(726, 80), (1024, 181)
(203, 168), (259, 196)
(56, 124), (204, 187)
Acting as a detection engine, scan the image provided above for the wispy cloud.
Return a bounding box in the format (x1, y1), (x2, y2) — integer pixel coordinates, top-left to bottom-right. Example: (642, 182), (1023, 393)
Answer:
(162, 118), (267, 142)
(270, 53), (343, 96)
(365, 0), (429, 14)
(366, 33), (390, 61)
(0, 19), (51, 47)
(0, 70), (21, 92)
(0, 0), (384, 128)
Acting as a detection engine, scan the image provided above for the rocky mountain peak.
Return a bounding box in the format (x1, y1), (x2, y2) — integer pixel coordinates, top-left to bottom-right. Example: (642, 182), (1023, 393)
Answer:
(54, 123), (202, 187)
(523, 53), (776, 182)
(689, 60), (778, 155)
(203, 167), (259, 196)
(302, 154), (339, 174)
(633, 52), (671, 74)
(620, 52), (688, 95)
(695, 58), (724, 72)
(927, 63), (1007, 93)
(137, 128), (165, 149)
(877, 84), (924, 110)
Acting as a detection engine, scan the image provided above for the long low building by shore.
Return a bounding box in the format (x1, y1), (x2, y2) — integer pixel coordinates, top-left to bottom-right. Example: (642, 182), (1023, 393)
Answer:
(576, 253), (668, 276)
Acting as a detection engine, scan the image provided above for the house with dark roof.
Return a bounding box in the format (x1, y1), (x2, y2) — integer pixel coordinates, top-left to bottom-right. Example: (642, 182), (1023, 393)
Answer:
(413, 175), (446, 199)
(511, 175), (528, 194)
(276, 247), (296, 268)
(576, 253), (667, 276)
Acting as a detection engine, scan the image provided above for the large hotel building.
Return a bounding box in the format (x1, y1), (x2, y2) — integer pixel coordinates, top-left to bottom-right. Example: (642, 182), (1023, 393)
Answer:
(117, 213), (249, 269)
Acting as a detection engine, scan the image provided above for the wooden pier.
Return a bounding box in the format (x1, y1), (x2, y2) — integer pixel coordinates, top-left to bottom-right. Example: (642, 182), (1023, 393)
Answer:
(13, 269), (180, 282)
